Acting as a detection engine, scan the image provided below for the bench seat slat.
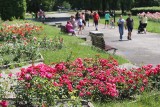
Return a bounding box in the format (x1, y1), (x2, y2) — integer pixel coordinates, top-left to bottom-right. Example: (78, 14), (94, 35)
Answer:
(104, 45), (117, 51)
(89, 31), (118, 55)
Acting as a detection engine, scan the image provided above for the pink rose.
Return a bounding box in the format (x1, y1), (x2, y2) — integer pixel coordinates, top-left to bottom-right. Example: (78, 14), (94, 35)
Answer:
(0, 100), (8, 107)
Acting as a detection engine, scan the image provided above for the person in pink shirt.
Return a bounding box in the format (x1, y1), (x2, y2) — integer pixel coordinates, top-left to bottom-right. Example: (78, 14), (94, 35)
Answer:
(65, 21), (76, 35)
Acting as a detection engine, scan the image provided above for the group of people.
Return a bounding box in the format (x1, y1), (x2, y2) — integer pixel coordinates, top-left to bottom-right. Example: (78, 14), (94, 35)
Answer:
(117, 14), (147, 41)
(65, 10), (101, 35)
(37, 9), (45, 20)
(65, 10), (148, 40)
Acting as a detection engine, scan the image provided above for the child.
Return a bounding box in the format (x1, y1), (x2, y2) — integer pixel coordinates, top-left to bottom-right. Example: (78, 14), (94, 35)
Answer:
(110, 18), (115, 29)
(77, 17), (83, 35)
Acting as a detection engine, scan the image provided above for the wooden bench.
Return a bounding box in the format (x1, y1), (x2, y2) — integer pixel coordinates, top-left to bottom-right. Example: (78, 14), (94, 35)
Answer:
(89, 31), (117, 55)
(55, 22), (62, 28)
(60, 25), (67, 33)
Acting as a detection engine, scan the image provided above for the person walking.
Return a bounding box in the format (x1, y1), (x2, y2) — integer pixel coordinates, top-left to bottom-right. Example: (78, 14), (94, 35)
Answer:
(104, 12), (111, 28)
(117, 15), (125, 41)
(77, 16), (83, 35)
(81, 12), (86, 29)
(75, 12), (81, 21)
(142, 14), (148, 34)
(85, 10), (90, 27)
(126, 14), (134, 40)
(93, 12), (100, 31)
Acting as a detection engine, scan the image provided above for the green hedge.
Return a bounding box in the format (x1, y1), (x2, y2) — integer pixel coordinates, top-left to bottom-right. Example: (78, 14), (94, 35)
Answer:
(131, 7), (160, 15)
(0, 0), (26, 21)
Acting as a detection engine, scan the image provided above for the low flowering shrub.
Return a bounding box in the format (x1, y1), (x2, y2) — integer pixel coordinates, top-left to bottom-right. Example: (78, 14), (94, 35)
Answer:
(143, 64), (160, 90)
(0, 100), (8, 107)
(14, 57), (152, 104)
(0, 72), (17, 105)
(0, 23), (43, 41)
(1, 57), (160, 106)
(0, 36), (63, 67)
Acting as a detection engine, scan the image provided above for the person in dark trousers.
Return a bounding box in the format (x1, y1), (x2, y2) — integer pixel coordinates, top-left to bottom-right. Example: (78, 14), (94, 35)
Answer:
(126, 14), (134, 40)
(93, 12), (100, 31)
(85, 10), (90, 27)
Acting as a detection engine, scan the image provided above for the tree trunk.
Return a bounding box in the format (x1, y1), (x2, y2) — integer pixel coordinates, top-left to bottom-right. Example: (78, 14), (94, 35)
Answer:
(102, 0), (106, 13)
(121, 2), (125, 14)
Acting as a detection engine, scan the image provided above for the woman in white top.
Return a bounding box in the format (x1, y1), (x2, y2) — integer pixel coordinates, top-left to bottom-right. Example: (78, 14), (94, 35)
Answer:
(142, 14), (148, 34)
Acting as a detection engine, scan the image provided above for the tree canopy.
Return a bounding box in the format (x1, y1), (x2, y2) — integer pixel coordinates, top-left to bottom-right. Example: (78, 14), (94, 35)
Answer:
(0, 0), (160, 20)
(25, 0), (160, 13)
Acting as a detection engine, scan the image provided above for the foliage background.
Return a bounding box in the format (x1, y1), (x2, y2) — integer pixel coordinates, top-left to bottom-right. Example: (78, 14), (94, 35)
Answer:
(0, 0), (26, 20)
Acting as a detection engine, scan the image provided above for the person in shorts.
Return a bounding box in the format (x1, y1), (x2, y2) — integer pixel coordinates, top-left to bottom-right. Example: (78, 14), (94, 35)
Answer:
(126, 14), (134, 40)
(104, 12), (111, 28)
(77, 17), (83, 35)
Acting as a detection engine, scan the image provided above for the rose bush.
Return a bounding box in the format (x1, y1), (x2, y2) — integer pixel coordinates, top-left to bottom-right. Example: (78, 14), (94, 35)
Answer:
(1, 57), (160, 106)
(0, 72), (16, 107)
(14, 57), (156, 104)
(0, 23), (43, 42)
(0, 36), (63, 67)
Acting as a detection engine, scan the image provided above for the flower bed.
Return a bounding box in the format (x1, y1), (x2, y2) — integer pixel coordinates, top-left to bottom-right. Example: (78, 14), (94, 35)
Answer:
(138, 12), (160, 22)
(1, 57), (160, 106)
(0, 23), (43, 41)
(0, 22), (63, 69)
(0, 36), (63, 69)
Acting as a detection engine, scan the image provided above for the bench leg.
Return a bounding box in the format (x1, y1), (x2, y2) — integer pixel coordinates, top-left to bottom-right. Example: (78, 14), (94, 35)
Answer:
(113, 49), (117, 55)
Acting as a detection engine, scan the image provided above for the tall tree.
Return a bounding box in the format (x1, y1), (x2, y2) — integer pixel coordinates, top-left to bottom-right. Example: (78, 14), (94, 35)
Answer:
(134, 0), (160, 7)
(0, 0), (26, 20)
(102, 0), (107, 13)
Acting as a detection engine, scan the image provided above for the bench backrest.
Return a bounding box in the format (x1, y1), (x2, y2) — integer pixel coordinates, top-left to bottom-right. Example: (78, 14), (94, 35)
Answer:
(90, 33), (105, 50)
(60, 25), (67, 33)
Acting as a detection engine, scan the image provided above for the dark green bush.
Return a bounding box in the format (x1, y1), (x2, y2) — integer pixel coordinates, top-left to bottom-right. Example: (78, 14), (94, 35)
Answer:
(131, 7), (160, 15)
(0, 0), (26, 20)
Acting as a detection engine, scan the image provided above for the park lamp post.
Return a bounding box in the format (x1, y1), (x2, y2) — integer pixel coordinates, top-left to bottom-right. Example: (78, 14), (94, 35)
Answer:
(113, 1), (116, 23)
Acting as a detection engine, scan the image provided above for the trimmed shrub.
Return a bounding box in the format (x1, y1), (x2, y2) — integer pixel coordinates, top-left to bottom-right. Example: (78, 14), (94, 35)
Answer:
(0, 0), (26, 21)
(131, 7), (160, 15)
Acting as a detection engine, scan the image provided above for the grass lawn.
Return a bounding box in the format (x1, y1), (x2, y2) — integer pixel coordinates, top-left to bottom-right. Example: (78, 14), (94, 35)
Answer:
(38, 22), (128, 64)
(99, 15), (160, 33)
(94, 91), (160, 107)
(0, 20), (129, 65)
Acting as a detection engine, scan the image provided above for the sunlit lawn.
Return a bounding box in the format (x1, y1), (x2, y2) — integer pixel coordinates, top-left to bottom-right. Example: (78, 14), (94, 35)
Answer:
(0, 20), (129, 65)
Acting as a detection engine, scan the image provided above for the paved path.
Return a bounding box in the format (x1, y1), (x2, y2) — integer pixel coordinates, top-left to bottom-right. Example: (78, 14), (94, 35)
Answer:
(80, 23), (160, 67)
(45, 12), (160, 66)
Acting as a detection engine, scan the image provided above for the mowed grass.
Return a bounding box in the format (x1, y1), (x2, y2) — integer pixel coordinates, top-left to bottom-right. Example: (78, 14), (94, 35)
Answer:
(99, 15), (160, 33)
(0, 20), (129, 65)
(38, 23), (128, 64)
(94, 92), (160, 107)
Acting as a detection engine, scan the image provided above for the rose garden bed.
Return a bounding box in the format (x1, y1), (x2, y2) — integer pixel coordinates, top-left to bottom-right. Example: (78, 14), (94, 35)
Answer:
(1, 57), (160, 106)
(0, 23), (63, 70)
